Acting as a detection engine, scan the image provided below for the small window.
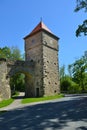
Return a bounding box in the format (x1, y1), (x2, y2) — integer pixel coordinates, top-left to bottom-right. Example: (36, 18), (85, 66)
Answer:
(36, 88), (39, 97)
(54, 90), (57, 93)
(6, 75), (8, 79)
(49, 82), (50, 84)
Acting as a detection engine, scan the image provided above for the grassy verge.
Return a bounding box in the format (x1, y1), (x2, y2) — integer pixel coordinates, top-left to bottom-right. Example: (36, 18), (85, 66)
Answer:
(12, 91), (19, 98)
(22, 94), (64, 104)
(0, 98), (14, 108)
(0, 91), (19, 109)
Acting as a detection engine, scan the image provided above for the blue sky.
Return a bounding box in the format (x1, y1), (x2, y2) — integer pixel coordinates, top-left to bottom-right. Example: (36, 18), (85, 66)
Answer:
(0, 0), (87, 73)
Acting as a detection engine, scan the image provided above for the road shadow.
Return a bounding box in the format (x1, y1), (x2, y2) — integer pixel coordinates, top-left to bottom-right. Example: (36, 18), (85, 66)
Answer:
(0, 96), (87, 130)
(12, 95), (24, 100)
(12, 92), (25, 100)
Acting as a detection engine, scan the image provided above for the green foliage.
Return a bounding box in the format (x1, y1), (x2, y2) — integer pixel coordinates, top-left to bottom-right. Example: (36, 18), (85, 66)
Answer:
(10, 73), (25, 92)
(0, 46), (25, 92)
(68, 81), (82, 93)
(0, 98), (14, 108)
(76, 20), (87, 37)
(75, 0), (87, 12)
(22, 94), (64, 104)
(60, 51), (87, 93)
(59, 65), (65, 79)
(75, 0), (87, 36)
(0, 47), (11, 59)
(60, 75), (82, 93)
(10, 46), (23, 60)
(0, 46), (24, 60)
(60, 76), (71, 91)
(69, 54), (87, 91)
(12, 91), (19, 97)
(68, 65), (72, 78)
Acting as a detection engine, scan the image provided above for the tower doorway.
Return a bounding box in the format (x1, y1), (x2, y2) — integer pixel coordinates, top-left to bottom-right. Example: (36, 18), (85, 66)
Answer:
(36, 88), (39, 97)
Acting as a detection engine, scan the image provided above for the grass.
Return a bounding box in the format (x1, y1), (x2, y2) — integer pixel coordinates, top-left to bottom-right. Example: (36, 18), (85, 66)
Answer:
(0, 98), (14, 108)
(0, 91), (19, 109)
(22, 94), (64, 104)
(12, 91), (19, 98)
(0, 91), (19, 108)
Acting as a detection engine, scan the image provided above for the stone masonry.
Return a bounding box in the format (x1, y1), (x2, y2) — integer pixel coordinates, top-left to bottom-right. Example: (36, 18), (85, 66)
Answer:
(24, 22), (60, 97)
(0, 59), (11, 100)
(0, 59), (35, 100)
(0, 21), (60, 100)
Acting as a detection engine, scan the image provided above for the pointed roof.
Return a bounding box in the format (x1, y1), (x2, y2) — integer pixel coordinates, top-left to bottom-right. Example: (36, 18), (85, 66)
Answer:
(29, 21), (52, 36)
(24, 21), (59, 39)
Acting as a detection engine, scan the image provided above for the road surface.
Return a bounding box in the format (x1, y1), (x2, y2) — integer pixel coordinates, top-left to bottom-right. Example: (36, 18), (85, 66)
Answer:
(0, 94), (87, 130)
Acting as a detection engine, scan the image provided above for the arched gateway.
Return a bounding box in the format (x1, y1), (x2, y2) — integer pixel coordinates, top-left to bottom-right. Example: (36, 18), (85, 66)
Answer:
(0, 22), (60, 100)
(0, 59), (35, 100)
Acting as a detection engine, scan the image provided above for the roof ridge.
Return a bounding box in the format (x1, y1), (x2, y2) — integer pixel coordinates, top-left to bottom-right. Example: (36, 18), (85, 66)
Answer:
(29, 21), (52, 36)
(24, 21), (59, 39)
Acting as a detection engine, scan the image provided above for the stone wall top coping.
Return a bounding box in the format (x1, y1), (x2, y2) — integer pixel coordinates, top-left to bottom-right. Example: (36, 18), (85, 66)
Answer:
(7, 60), (35, 66)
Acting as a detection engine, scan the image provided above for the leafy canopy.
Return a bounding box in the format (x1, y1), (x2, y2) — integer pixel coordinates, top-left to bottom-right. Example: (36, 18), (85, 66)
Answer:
(0, 46), (23, 60)
(75, 0), (87, 36)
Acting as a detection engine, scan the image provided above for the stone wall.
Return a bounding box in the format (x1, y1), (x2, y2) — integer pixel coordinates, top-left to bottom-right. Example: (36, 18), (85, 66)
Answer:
(0, 26), (60, 100)
(0, 59), (11, 100)
(0, 59), (35, 100)
(7, 60), (35, 77)
(42, 32), (60, 96)
(25, 32), (44, 97)
(25, 30), (60, 97)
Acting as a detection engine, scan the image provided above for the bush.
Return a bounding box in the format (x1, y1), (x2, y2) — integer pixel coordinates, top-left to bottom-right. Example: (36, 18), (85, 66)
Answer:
(60, 76), (72, 92)
(68, 81), (82, 93)
(60, 76), (82, 93)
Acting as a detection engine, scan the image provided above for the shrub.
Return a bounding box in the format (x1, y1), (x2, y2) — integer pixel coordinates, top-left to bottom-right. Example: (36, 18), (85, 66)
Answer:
(60, 75), (82, 93)
(68, 81), (82, 93)
(60, 76), (72, 92)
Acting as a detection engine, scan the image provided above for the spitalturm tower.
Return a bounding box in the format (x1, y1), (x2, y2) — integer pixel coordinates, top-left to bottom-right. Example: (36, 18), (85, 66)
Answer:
(24, 21), (60, 97)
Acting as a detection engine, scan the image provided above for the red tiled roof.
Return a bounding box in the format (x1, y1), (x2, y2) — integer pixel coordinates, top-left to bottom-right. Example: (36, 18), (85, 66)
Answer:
(24, 22), (53, 39)
(29, 21), (52, 36)
(24, 21), (59, 39)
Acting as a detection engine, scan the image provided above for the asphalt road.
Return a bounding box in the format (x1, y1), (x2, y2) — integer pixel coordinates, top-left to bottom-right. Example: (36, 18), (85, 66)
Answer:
(0, 95), (87, 130)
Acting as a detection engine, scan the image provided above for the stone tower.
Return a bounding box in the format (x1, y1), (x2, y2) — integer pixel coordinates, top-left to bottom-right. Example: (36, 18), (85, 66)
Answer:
(24, 21), (60, 97)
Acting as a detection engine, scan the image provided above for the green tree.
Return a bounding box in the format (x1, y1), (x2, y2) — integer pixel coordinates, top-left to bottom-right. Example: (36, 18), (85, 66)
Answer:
(60, 75), (71, 92)
(69, 54), (87, 91)
(10, 73), (25, 92)
(75, 0), (87, 36)
(10, 46), (23, 60)
(0, 46), (25, 93)
(68, 64), (72, 78)
(0, 47), (11, 59)
(60, 74), (81, 93)
(59, 65), (65, 80)
(60, 65), (72, 92)
(0, 46), (23, 60)
(60, 64), (83, 93)
(9, 47), (25, 92)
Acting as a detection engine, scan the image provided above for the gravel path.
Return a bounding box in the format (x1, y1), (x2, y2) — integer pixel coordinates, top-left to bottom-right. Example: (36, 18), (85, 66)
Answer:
(0, 92), (25, 111)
